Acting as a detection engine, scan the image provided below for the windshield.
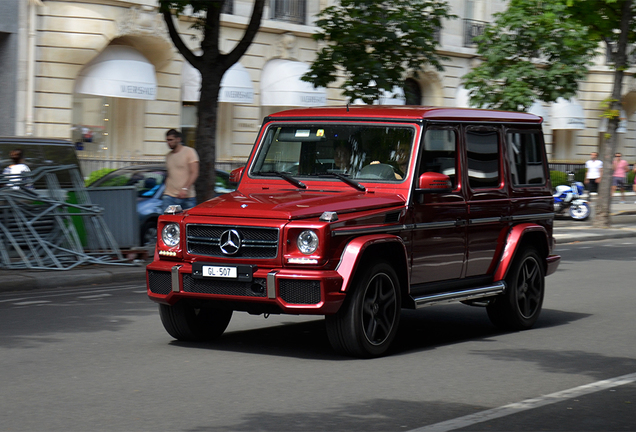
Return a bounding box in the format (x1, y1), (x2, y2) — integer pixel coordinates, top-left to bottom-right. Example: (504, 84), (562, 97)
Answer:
(251, 123), (415, 181)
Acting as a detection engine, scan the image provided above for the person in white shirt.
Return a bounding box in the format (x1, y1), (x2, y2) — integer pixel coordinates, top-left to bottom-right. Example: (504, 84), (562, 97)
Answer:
(3, 149), (31, 190)
(585, 151), (603, 194)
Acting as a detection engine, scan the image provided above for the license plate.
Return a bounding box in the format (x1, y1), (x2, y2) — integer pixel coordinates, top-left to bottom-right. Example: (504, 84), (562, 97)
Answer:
(201, 265), (237, 278)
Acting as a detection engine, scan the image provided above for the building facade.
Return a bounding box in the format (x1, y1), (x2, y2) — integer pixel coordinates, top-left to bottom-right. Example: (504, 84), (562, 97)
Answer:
(7, 0), (636, 177)
(0, 0), (21, 136)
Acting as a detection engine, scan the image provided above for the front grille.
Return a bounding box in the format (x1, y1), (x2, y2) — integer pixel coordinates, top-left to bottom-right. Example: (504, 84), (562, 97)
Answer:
(183, 274), (267, 297)
(279, 279), (321, 304)
(148, 271), (172, 295)
(186, 225), (279, 259)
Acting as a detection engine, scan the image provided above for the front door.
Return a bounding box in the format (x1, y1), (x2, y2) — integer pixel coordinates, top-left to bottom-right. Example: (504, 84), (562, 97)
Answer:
(410, 126), (467, 288)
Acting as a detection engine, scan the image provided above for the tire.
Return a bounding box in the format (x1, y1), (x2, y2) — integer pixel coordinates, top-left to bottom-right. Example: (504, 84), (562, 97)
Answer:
(569, 203), (590, 221)
(487, 247), (544, 331)
(326, 261), (401, 358)
(141, 219), (158, 246)
(159, 302), (233, 342)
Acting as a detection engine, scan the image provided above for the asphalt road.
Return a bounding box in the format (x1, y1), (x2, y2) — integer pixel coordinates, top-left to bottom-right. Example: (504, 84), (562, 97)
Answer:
(1, 239), (635, 431)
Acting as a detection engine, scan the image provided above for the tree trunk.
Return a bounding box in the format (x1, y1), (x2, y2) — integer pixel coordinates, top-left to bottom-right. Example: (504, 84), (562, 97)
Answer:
(196, 72), (222, 203)
(592, 0), (633, 228)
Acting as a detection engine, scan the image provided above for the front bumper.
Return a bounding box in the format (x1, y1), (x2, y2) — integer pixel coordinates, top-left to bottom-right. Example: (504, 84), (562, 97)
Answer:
(146, 260), (346, 315)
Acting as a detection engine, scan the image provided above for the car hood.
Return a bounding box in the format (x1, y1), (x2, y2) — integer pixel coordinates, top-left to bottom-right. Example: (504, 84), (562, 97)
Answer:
(186, 190), (406, 220)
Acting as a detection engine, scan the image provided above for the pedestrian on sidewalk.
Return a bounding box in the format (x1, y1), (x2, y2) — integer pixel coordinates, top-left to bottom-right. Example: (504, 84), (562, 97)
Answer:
(585, 152), (603, 197)
(2, 149), (32, 190)
(162, 129), (199, 211)
(612, 152), (628, 203)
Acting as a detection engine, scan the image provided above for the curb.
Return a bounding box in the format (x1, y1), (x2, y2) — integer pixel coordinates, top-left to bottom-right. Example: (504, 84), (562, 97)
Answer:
(0, 264), (147, 294)
(555, 229), (636, 244)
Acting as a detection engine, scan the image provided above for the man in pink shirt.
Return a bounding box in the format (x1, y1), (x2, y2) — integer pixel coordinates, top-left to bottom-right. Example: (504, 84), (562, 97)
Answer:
(612, 152), (629, 203)
(162, 129), (200, 211)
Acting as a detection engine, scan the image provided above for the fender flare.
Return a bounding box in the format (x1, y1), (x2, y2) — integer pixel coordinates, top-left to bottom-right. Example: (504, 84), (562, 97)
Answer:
(493, 223), (549, 282)
(336, 234), (408, 292)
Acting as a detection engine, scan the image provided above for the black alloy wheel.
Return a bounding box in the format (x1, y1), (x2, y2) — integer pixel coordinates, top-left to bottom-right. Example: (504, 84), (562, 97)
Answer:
(326, 261), (401, 358)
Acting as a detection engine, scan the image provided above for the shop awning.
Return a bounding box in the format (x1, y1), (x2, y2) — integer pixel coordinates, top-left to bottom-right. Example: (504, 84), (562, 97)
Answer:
(551, 98), (585, 130)
(261, 59), (327, 107)
(75, 45), (157, 100)
(181, 61), (255, 104)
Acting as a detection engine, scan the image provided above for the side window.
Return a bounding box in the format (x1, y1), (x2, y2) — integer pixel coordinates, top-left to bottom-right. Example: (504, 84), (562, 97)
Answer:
(466, 127), (500, 189)
(421, 128), (458, 187)
(507, 131), (547, 186)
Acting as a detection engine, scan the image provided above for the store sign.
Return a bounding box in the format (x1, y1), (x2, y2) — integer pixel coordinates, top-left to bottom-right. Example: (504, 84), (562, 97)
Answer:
(222, 89), (254, 104)
(119, 84), (156, 98)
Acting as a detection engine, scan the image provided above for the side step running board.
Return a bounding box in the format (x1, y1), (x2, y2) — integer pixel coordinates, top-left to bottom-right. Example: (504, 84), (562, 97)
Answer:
(411, 281), (506, 309)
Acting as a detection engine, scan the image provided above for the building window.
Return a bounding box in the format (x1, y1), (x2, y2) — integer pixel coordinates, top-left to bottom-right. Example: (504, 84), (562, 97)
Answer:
(271, 0), (306, 25)
(404, 79), (422, 105)
(222, 0), (233, 15)
(605, 41), (636, 65)
(181, 102), (198, 149)
(463, 19), (487, 48)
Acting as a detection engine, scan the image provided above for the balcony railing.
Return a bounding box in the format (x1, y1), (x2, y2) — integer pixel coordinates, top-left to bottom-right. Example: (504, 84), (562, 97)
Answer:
(463, 18), (487, 48)
(271, 0), (306, 25)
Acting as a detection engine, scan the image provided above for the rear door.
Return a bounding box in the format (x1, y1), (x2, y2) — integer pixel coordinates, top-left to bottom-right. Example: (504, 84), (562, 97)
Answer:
(464, 125), (510, 278)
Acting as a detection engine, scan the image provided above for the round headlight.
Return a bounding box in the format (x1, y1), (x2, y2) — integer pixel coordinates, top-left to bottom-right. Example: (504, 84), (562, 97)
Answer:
(162, 223), (180, 247)
(297, 230), (319, 255)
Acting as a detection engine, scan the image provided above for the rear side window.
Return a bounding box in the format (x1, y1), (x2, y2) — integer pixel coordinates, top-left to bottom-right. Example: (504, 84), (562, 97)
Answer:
(465, 127), (500, 189)
(507, 131), (546, 186)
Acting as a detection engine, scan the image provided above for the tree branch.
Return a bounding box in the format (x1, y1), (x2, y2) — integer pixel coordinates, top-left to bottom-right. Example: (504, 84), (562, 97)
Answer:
(223, 0), (265, 68)
(161, 5), (201, 70)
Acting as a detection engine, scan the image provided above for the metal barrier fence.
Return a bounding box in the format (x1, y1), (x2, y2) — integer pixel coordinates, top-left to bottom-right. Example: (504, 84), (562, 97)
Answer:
(0, 165), (129, 270)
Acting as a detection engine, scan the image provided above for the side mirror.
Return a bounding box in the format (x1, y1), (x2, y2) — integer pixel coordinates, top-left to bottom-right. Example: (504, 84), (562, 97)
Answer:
(229, 166), (244, 184)
(418, 172), (452, 192)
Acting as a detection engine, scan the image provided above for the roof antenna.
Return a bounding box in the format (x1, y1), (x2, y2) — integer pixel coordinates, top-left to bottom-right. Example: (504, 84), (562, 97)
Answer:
(346, 102), (350, 112)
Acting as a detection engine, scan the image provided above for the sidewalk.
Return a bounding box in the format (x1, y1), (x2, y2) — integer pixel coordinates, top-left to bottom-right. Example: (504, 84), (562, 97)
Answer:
(554, 197), (636, 244)
(1, 201), (636, 294)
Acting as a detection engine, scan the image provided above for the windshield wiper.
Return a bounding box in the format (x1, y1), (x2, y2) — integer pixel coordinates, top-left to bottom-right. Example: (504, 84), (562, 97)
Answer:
(311, 172), (366, 192)
(254, 171), (306, 189)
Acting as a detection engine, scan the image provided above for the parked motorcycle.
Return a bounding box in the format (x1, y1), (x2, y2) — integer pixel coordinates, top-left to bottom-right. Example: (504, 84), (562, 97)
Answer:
(553, 172), (591, 220)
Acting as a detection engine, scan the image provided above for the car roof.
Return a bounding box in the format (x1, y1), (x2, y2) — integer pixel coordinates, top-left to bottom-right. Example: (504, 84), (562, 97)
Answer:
(265, 105), (543, 124)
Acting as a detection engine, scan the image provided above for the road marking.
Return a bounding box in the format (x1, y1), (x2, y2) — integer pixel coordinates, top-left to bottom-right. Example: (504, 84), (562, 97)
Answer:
(77, 294), (112, 299)
(0, 285), (143, 303)
(409, 372), (636, 432)
(12, 300), (52, 306)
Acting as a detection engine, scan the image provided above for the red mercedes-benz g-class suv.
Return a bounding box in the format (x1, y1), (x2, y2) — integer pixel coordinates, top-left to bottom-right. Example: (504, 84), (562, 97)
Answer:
(147, 106), (560, 358)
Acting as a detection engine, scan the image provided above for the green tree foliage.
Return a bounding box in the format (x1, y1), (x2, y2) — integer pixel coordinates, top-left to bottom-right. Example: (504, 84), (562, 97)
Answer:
(159, 0), (265, 202)
(462, 0), (598, 111)
(302, 0), (456, 104)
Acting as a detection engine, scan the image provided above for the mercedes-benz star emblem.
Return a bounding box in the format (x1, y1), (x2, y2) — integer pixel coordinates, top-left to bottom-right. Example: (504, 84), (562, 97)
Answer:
(219, 229), (242, 255)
